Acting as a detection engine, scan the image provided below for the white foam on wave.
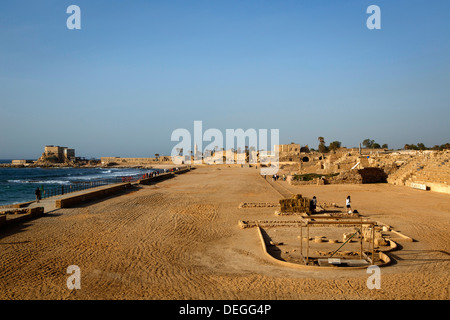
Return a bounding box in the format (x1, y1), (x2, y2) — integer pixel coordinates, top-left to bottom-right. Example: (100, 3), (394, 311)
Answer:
(7, 179), (71, 185)
(6, 168), (150, 185)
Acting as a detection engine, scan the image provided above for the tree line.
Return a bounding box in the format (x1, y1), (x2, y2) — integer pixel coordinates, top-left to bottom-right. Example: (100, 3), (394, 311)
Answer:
(314, 137), (449, 152)
(404, 142), (450, 151)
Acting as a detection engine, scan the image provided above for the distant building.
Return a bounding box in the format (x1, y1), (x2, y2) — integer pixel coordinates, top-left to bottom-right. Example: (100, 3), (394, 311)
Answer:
(100, 156), (171, 166)
(41, 145), (76, 162)
(277, 143), (301, 153)
(11, 159), (34, 165)
(275, 143), (310, 162)
(64, 148), (76, 161)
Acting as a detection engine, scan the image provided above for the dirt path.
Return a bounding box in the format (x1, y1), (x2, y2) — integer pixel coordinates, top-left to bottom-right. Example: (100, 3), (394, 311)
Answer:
(0, 166), (448, 299)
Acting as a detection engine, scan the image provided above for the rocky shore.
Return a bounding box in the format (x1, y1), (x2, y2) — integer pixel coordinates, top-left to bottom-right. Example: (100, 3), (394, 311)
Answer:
(0, 162), (178, 170)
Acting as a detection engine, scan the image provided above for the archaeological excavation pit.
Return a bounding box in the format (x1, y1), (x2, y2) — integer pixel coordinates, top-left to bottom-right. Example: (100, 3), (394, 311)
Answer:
(239, 215), (408, 269)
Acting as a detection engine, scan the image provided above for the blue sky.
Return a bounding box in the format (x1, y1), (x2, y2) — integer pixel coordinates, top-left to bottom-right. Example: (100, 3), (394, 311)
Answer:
(1, 0), (449, 159)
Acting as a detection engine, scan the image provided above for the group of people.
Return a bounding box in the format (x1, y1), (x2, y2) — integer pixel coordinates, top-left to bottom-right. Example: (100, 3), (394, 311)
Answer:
(308, 195), (353, 214)
(144, 167), (182, 178)
(270, 174), (286, 181)
(143, 171), (160, 179)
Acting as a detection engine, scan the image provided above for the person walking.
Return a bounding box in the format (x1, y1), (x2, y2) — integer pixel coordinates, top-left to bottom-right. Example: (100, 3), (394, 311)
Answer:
(346, 196), (351, 213)
(35, 187), (41, 203)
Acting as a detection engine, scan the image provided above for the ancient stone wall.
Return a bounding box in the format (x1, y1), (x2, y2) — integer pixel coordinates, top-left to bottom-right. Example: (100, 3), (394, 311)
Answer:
(279, 194), (312, 214)
(101, 157), (169, 165)
(386, 150), (450, 193)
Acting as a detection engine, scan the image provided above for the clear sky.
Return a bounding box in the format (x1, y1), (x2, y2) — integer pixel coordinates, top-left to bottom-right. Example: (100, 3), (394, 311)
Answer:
(1, 0), (449, 159)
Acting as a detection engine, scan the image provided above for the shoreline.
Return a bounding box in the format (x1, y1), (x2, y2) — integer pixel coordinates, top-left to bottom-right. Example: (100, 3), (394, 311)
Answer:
(0, 163), (180, 169)
(1, 167), (189, 213)
(0, 165), (189, 207)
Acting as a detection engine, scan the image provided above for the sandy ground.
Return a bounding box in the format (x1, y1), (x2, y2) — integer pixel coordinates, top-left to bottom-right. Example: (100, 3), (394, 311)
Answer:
(0, 166), (449, 300)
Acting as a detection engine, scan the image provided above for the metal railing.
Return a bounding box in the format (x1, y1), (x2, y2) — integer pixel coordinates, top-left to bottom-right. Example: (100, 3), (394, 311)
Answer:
(40, 173), (150, 199)
(1, 168), (183, 206)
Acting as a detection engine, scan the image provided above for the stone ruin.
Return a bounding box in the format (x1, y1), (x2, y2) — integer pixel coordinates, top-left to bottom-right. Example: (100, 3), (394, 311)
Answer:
(238, 202), (279, 208)
(237, 194), (414, 268)
(280, 148), (449, 194)
(278, 194), (312, 215)
(327, 167), (388, 184)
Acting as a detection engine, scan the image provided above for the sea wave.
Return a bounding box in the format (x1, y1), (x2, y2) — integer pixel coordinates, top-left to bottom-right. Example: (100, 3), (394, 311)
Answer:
(7, 179), (71, 185)
(65, 169), (149, 181)
(4, 168), (152, 185)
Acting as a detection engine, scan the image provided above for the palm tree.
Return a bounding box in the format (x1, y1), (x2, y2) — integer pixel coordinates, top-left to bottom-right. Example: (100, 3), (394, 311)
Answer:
(318, 137), (327, 154)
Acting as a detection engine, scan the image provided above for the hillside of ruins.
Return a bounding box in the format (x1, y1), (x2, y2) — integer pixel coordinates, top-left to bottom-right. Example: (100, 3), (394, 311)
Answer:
(272, 143), (450, 195)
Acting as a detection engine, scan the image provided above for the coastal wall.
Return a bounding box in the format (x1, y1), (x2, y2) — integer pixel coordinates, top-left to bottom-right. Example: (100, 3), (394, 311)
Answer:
(101, 157), (172, 166)
(0, 207), (45, 228)
(0, 214), (6, 227)
(56, 168), (191, 207)
(174, 167), (191, 175)
(0, 201), (36, 209)
(138, 172), (174, 185)
(55, 182), (132, 208)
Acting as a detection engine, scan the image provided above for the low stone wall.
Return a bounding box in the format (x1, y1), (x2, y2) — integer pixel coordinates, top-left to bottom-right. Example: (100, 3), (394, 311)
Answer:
(174, 167), (191, 175)
(0, 207), (44, 216)
(55, 183), (132, 208)
(138, 167), (190, 185)
(238, 202), (279, 208)
(0, 201), (35, 209)
(0, 207), (45, 228)
(406, 181), (450, 194)
(408, 182), (428, 190)
(426, 182), (450, 194)
(138, 172), (174, 185)
(239, 220), (303, 229)
(289, 178), (325, 186)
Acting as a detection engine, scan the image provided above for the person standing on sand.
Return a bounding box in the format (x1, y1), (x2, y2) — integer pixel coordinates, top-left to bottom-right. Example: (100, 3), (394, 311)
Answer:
(310, 196), (317, 214)
(35, 187), (41, 203)
(346, 196), (351, 213)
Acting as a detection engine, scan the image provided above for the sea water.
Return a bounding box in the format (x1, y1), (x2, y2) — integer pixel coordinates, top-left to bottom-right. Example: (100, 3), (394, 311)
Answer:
(0, 160), (155, 206)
